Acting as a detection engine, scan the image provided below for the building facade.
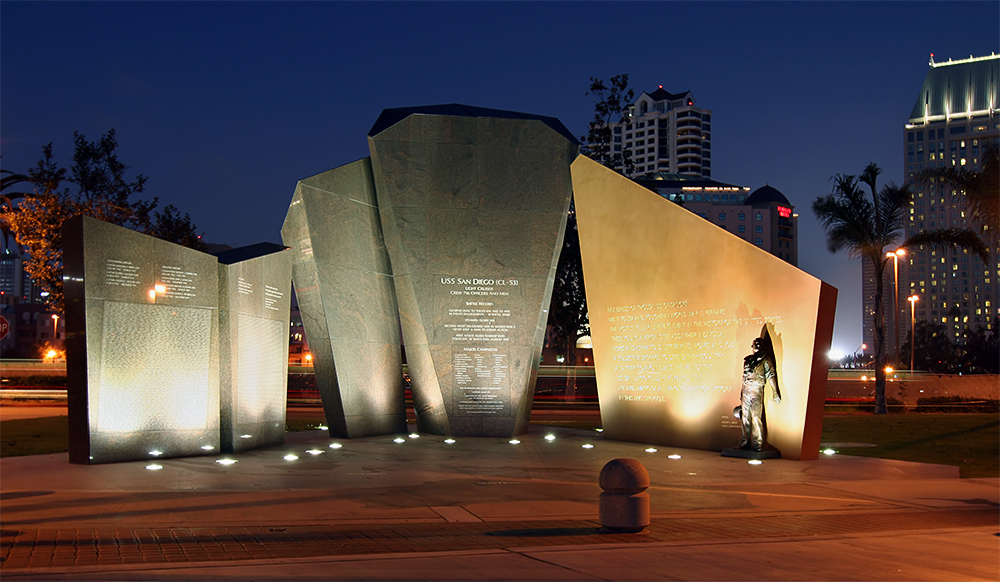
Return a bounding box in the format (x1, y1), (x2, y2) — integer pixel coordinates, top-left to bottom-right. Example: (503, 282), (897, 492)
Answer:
(610, 87), (712, 178)
(867, 54), (999, 356)
(638, 174), (798, 265)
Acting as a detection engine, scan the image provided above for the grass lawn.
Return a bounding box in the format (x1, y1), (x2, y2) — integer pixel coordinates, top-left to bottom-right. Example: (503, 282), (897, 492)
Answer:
(0, 415), (69, 457)
(3, 412), (997, 478)
(820, 413), (998, 478)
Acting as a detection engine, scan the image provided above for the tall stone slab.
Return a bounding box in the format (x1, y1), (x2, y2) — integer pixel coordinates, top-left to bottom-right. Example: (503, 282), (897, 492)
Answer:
(216, 244), (292, 453)
(64, 215), (221, 464)
(281, 159), (407, 437)
(368, 105), (578, 437)
(572, 157), (836, 460)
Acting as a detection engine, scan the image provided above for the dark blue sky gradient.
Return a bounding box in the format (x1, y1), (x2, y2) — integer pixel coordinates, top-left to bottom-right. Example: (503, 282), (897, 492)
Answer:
(3, 1), (998, 353)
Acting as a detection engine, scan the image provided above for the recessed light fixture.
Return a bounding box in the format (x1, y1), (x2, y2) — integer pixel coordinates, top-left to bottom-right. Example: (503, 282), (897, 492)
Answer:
(822, 448), (836, 456)
(149, 450), (163, 457)
(215, 459), (237, 466)
(748, 459), (763, 465)
(306, 449), (324, 455)
(145, 464), (163, 471)
(284, 454), (299, 461)
(582, 444), (594, 449)
(393, 437), (405, 443)
(644, 447), (657, 453)
(668, 454), (682, 460)
(409, 433), (420, 439)
(444, 438), (456, 444)
(329, 443), (343, 449)
(317, 425), (329, 431)
(509, 439), (521, 445)
(240, 434), (252, 439)
(200, 445), (215, 451)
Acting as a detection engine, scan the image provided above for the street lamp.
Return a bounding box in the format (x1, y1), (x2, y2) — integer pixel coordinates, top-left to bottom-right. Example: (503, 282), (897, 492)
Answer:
(51, 314), (59, 343)
(886, 248), (906, 365)
(907, 295), (919, 371)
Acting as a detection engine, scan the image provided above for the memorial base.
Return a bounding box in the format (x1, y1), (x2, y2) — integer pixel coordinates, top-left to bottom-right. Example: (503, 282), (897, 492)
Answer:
(720, 447), (782, 460)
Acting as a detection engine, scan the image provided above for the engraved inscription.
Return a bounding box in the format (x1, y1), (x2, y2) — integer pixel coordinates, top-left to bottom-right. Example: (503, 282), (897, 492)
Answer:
(264, 285), (283, 311)
(160, 265), (198, 300)
(237, 277), (253, 296)
(440, 277), (518, 415)
(105, 259), (140, 288)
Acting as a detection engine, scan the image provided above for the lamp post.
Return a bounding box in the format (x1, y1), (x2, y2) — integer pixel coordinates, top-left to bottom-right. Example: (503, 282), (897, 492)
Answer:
(51, 314), (59, 344)
(886, 249), (906, 365)
(907, 295), (919, 371)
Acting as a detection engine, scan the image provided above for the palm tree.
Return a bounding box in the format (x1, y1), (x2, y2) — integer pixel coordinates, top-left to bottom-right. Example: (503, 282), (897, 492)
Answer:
(916, 143), (999, 243)
(1, 167), (33, 249)
(813, 163), (988, 414)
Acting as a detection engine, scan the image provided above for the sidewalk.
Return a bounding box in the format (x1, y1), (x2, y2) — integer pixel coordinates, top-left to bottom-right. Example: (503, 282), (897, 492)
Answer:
(2, 424), (998, 580)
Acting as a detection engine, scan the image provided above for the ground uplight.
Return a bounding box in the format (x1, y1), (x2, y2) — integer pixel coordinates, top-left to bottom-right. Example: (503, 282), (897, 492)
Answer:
(283, 454), (299, 461)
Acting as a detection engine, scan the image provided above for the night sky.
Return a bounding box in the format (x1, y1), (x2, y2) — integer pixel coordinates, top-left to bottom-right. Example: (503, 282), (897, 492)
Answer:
(2, 1), (998, 354)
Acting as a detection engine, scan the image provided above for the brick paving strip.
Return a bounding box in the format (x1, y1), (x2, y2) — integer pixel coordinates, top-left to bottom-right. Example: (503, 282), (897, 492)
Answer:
(1, 508), (995, 571)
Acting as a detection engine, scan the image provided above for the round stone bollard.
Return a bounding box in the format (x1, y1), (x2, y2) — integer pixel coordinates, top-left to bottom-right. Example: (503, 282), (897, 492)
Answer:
(599, 458), (650, 532)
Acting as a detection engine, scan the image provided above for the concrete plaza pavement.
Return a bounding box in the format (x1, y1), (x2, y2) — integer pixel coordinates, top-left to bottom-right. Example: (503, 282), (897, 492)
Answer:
(1, 415), (998, 581)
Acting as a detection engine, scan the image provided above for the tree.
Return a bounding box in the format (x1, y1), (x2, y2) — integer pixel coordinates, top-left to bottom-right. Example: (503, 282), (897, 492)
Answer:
(901, 320), (956, 373)
(2, 130), (207, 312)
(812, 163), (988, 414)
(960, 317), (1000, 374)
(547, 205), (590, 395)
(1, 168), (32, 248)
(916, 143), (999, 243)
(580, 74), (635, 176)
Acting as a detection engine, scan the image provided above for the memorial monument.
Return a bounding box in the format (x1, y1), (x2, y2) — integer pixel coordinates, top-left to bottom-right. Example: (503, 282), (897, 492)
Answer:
(216, 243), (293, 453)
(571, 156), (836, 460)
(64, 215), (291, 464)
(282, 159), (408, 438)
(368, 105), (578, 437)
(285, 105), (578, 438)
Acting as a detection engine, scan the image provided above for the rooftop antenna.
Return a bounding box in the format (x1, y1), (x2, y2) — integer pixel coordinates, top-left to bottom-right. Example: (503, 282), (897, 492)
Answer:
(929, 52), (935, 65)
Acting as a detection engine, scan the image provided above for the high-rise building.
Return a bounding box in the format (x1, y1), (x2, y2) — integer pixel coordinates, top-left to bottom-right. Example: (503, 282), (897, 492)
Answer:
(638, 174), (798, 266)
(870, 53), (999, 355)
(610, 87), (712, 178)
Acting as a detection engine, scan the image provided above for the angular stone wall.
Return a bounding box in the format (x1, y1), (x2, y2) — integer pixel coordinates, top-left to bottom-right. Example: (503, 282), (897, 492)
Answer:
(281, 159), (407, 438)
(367, 108), (577, 437)
(571, 157), (836, 460)
(64, 215), (291, 464)
(217, 244), (293, 453)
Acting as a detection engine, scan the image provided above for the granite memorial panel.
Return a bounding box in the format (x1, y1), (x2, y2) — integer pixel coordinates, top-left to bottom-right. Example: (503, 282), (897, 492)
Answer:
(64, 215), (221, 464)
(216, 243), (292, 453)
(571, 157), (836, 460)
(368, 105), (578, 437)
(281, 158), (407, 438)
